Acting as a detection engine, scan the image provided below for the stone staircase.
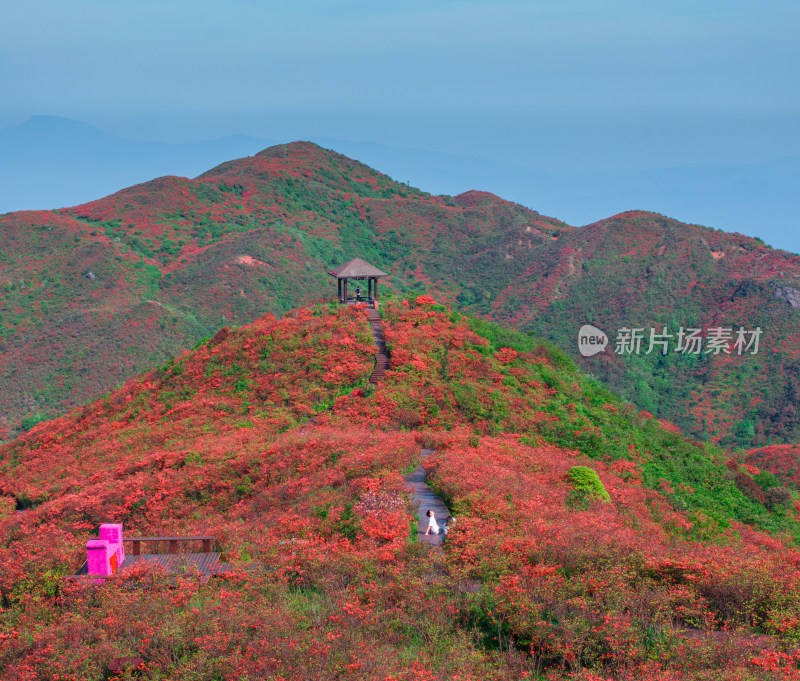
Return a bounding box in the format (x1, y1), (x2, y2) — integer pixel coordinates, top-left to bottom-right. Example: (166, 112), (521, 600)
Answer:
(368, 308), (389, 384)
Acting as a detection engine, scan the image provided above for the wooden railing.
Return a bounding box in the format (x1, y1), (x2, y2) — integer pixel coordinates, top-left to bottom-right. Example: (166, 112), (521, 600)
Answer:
(65, 534), (218, 580)
(125, 535), (216, 555)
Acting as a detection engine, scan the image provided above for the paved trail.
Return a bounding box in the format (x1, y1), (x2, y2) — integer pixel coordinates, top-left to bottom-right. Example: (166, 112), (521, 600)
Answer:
(364, 312), (451, 545)
(359, 309), (453, 545)
(403, 448), (451, 546)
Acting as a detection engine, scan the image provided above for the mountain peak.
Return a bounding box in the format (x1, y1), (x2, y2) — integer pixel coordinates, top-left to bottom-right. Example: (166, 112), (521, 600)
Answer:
(255, 140), (330, 159)
(0, 115), (121, 146)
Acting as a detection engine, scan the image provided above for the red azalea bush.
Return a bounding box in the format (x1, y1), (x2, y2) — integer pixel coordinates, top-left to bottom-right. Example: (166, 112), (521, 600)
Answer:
(0, 302), (800, 678)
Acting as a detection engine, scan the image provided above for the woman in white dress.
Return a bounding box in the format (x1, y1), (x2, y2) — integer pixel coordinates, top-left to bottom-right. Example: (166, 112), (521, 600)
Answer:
(425, 509), (440, 535)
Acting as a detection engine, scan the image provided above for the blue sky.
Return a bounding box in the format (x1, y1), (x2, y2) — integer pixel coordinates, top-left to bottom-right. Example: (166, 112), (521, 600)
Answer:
(1, 0), (798, 243)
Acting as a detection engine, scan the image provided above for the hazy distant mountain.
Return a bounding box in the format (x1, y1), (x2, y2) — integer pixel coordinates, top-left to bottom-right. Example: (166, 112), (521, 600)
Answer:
(0, 115), (274, 212)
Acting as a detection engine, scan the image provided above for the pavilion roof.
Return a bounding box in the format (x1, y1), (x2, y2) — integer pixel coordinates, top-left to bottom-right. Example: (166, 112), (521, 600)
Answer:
(328, 258), (389, 279)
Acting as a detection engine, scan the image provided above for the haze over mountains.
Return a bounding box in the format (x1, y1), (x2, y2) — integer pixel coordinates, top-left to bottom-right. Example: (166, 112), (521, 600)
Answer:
(2, 115), (798, 255)
(0, 116), (274, 214)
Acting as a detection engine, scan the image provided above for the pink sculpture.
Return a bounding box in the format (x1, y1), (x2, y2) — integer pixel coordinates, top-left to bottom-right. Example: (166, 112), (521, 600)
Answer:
(86, 523), (124, 576)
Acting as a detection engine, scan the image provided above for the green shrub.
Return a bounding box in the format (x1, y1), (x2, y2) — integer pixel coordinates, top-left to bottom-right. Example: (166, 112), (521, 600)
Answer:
(566, 465), (610, 505)
(20, 413), (47, 432)
(753, 469), (782, 491)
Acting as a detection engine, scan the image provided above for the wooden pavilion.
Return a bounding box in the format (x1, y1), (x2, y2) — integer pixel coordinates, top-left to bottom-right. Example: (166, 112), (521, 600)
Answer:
(329, 258), (388, 308)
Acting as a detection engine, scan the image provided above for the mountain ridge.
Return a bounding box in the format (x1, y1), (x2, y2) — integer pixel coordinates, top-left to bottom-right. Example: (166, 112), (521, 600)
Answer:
(3, 115), (798, 252)
(0, 141), (798, 454)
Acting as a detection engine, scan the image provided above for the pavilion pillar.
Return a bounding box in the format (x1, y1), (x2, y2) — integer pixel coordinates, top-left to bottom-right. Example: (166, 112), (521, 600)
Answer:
(329, 259), (388, 306)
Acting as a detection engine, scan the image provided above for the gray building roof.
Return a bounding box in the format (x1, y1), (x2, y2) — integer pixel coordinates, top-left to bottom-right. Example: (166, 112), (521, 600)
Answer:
(329, 258), (389, 279)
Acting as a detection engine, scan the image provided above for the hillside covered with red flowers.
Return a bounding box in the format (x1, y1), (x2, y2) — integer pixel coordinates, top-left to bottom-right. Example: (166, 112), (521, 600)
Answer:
(2, 299), (800, 679)
(1, 141), (799, 450)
